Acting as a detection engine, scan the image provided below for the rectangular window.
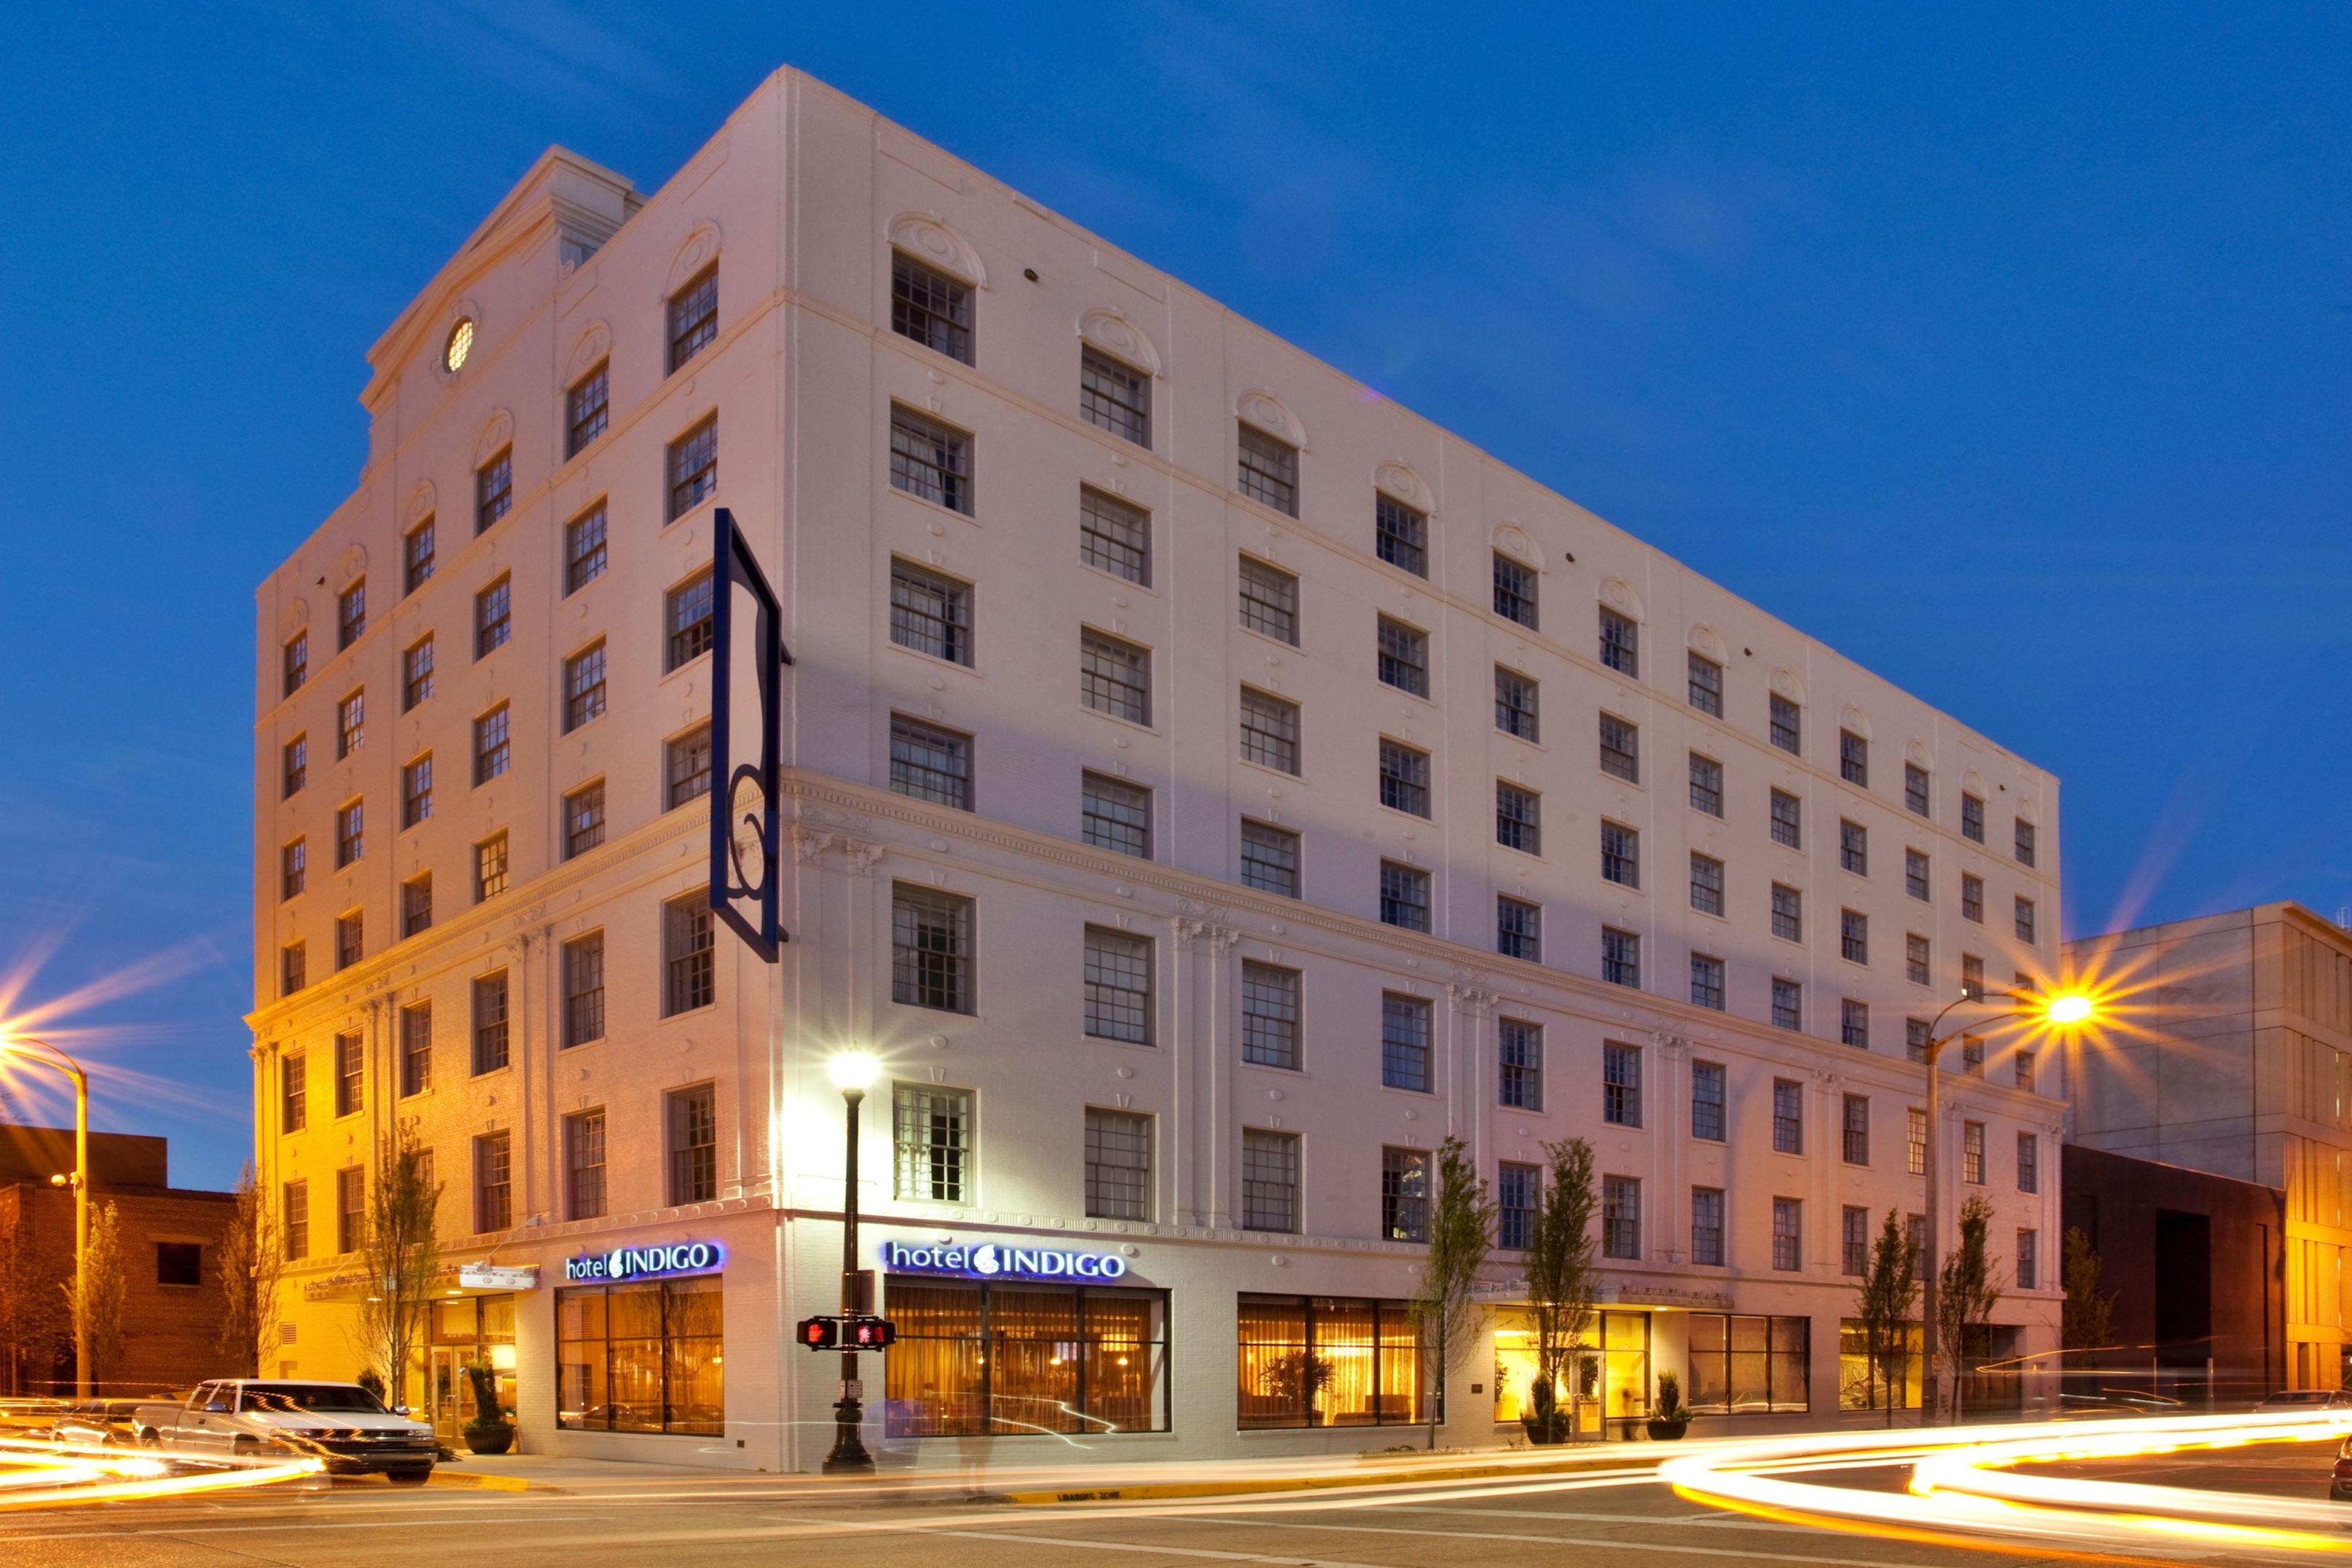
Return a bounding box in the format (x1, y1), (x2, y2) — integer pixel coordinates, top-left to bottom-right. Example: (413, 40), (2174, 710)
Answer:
(1080, 772), (1151, 859)
(1602, 1175), (1641, 1260)
(1494, 666), (1539, 741)
(474, 1133), (513, 1232)
(1688, 651), (1723, 716)
(1237, 1294), (1420, 1428)
(1841, 908), (1869, 965)
(1840, 729), (1869, 787)
(565, 505), (608, 594)
(336, 1167), (364, 1254)
(280, 1052), (307, 1133)
(892, 885), (973, 1012)
(1689, 854), (1725, 920)
(282, 734), (307, 797)
(336, 799), (363, 867)
(1379, 861), (1431, 932)
(473, 832), (508, 902)
(1238, 687), (1300, 774)
(1593, 818), (1637, 887)
(894, 1084), (973, 1202)
(1907, 933), (1931, 986)
(1496, 896), (1541, 962)
(1376, 616), (1429, 698)
(562, 932), (606, 1047)
(2015, 1047), (2037, 1095)
(1962, 1120), (1986, 1185)
(1378, 739), (1430, 817)
(1499, 1163), (1540, 1251)
(1080, 628), (1152, 725)
(1374, 493), (1427, 577)
(283, 632), (308, 697)
(1771, 1198), (1802, 1270)
(889, 405), (972, 514)
(892, 251), (974, 363)
(1238, 556), (1298, 644)
(667, 724), (713, 808)
(1843, 1206), (1871, 1277)
(333, 1030), (364, 1117)
(398, 1003), (431, 1096)
(475, 450), (512, 535)
(1602, 1041), (1642, 1127)
(1905, 848), (1931, 901)
(1908, 1106), (1928, 1175)
(2017, 1229), (2038, 1292)
(1499, 1018), (1543, 1110)
(1772, 976), (1803, 1031)
(1240, 962), (1301, 1069)
(1235, 424), (1297, 516)
(1498, 783), (1542, 854)
(1961, 873), (1984, 923)
(1962, 953), (1985, 999)
(334, 910), (363, 971)
(1599, 713), (1640, 783)
(1691, 952), (1726, 1011)
(1691, 1187), (1726, 1266)
(1493, 553), (1538, 628)
(1772, 1078), (1804, 1153)
(1842, 997), (1871, 1049)
(566, 363), (609, 455)
(337, 579), (367, 649)
(473, 704), (510, 785)
(1771, 882), (1803, 943)
(1961, 791), (1986, 843)
(404, 518), (435, 594)
(1599, 606), (1638, 677)
(565, 1110), (606, 1221)
(888, 1277), (1167, 1438)
(1079, 486), (1152, 585)
(2018, 1132), (2040, 1194)
(401, 874), (431, 939)
(1083, 927), (1153, 1044)
(472, 577), (512, 662)
(2015, 897), (2037, 944)
(668, 265), (717, 372)
(1085, 1108), (1152, 1220)
(472, 971), (510, 1074)
(1691, 1060), (1727, 1142)
(1770, 693), (1803, 755)
(1079, 347), (1150, 446)
(563, 641), (607, 731)
(1843, 1093), (1871, 1164)
(1689, 752), (1724, 816)
(667, 1084), (718, 1205)
(888, 714), (973, 810)
(1905, 763), (1932, 817)
(1240, 1129), (1300, 1232)
(556, 1273), (725, 1436)
(663, 417), (720, 521)
(1381, 993), (1433, 1093)
(336, 690), (364, 758)
(2015, 818), (2037, 868)
(888, 559), (972, 665)
(1840, 819), (1868, 876)
(1769, 788), (1802, 848)
(402, 635), (434, 712)
(1602, 926), (1641, 989)
(663, 894), (715, 1016)
(280, 838), (306, 901)
(1374, 1150), (1435, 1251)
(281, 1182), (309, 1262)
(1239, 819), (1300, 897)
(666, 569), (715, 669)
(563, 780), (605, 860)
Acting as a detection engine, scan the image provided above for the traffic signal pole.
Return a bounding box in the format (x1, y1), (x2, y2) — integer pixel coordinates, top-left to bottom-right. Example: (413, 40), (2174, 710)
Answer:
(823, 1084), (875, 1473)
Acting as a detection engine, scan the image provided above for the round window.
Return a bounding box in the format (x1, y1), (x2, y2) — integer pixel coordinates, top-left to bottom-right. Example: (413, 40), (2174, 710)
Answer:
(444, 318), (476, 373)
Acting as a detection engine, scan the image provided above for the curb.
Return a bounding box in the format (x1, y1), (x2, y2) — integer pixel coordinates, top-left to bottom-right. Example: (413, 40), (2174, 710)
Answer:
(424, 1468), (535, 1492)
(1001, 1450), (1659, 1506)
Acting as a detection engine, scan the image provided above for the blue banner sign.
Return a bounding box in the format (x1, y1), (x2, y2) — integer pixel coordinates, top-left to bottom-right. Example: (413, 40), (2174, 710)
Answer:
(565, 1240), (725, 1284)
(883, 1240), (1128, 1280)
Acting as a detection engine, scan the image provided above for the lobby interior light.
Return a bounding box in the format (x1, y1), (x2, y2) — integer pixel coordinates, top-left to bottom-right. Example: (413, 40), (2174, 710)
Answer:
(829, 1051), (880, 1093)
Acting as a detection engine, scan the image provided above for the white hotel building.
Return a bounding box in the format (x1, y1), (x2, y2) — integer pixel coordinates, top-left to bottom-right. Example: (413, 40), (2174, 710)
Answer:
(251, 67), (2065, 1469)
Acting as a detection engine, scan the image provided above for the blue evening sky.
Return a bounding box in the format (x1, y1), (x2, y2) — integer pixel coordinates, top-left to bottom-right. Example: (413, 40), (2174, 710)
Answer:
(2, 3), (2346, 1188)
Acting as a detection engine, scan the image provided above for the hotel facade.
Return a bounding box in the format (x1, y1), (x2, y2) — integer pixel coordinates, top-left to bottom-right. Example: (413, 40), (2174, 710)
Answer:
(251, 67), (2065, 1470)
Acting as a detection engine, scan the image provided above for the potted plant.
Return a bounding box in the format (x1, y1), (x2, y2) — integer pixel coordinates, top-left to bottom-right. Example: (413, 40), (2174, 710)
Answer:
(1520, 1372), (1570, 1445)
(1646, 1370), (1692, 1441)
(1264, 1351), (1335, 1425)
(355, 1368), (387, 1404)
(461, 1360), (514, 1455)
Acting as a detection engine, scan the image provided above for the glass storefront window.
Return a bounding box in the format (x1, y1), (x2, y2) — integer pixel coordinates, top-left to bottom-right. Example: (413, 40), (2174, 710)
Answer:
(1838, 1317), (1923, 1412)
(1688, 1313), (1809, 1413)
(556, 1276), (724, 1435)
(883, 1277), (1168, 1438)
(1237, 1294), (1422, 1428)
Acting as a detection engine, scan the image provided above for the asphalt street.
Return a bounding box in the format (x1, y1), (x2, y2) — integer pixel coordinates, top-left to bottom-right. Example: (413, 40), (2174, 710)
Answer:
(0, 1442), (2338, 1568)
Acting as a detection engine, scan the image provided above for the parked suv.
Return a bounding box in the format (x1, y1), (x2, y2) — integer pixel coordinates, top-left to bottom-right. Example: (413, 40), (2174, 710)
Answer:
(134, 1381), (436, 1482)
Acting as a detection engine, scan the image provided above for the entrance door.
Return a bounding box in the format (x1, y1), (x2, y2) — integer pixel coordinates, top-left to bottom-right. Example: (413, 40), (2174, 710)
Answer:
(426, 1347), (472, 1444)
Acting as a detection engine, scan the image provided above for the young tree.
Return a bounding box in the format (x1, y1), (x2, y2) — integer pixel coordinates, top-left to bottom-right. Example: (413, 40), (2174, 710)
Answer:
(0, 1217), (62, 1395)
(1409, 1136), (1493, 1450)
(1520, 1137), (1599, 1442)
(1852, 1208), (1919, 1426)
(1935, 1194), (2003, 1421)
(2061, 1227), (2115, 1350)
(214, 1163), (282, 1376)
(354, 1123), (442, 1410)
(59, 1200), (126, 1393)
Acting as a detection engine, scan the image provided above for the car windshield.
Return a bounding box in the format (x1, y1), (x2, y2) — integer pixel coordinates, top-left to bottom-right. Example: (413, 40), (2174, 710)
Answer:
(237, 1384), (387, 1414)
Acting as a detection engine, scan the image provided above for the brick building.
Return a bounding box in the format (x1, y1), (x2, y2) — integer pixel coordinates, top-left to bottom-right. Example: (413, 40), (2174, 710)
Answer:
(0, 1126), (235, 1398)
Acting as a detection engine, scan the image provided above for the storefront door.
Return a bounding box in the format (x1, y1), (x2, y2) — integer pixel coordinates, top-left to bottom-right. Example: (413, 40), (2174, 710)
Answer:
(1492, 1310), (1651, 1438)
(418, 1294), (517, 1444)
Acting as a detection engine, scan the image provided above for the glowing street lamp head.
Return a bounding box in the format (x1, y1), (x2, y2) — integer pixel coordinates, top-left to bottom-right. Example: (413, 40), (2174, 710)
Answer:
(828, 1052), (880, 1093)
(2045, 993), (2094, 1025)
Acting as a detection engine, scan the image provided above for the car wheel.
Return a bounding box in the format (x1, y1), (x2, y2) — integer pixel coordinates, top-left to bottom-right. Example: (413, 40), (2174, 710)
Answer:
(387, 1469), (434, 1487)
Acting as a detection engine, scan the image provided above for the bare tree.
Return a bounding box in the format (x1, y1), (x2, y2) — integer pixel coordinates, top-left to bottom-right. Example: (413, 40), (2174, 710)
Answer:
(59, 1200), (126, 1394)
(1409, 1137), (1493, 1450)
(354, 1124), (441, 1409)
(1935, 1194), (2003, 1421)
(214, 1163), (282, 1376)
(1851, 1208), (1919, 1427)
(1520, 1137), (1599, 1442)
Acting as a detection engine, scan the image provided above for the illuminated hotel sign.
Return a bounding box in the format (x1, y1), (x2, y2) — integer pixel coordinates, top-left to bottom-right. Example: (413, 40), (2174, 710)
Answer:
(883, 1240), (1128, 1280)
(564, 1240), (725, 1284)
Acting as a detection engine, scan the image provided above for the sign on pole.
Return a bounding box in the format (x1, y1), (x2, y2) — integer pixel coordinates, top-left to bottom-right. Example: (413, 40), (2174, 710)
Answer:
(708, 508), (793, 960)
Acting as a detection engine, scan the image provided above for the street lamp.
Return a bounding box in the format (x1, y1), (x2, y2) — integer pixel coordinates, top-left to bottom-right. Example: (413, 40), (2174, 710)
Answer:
(0, 1036), (90, 1400)
(1916, 989), (2094, 1425)
(823, 1051), (880, 1474)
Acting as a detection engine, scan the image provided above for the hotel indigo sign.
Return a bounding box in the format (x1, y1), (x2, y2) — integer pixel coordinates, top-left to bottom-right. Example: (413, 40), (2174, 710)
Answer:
(564, 1240), (725, 1284)
(883, 1240), (1128, 1281)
